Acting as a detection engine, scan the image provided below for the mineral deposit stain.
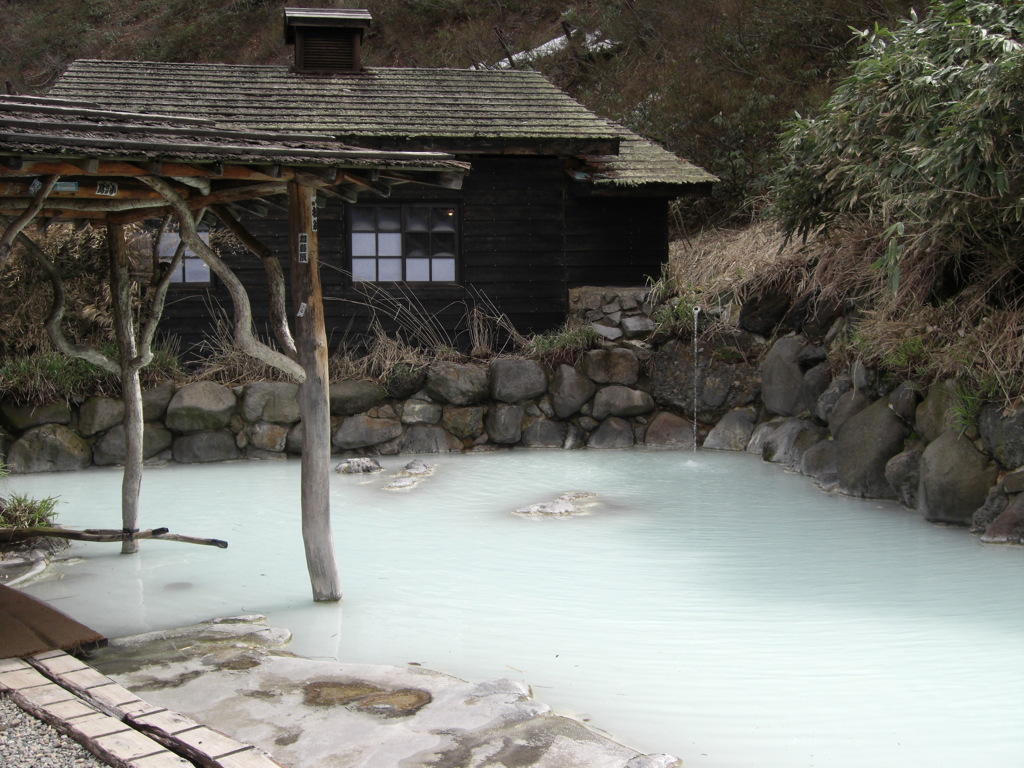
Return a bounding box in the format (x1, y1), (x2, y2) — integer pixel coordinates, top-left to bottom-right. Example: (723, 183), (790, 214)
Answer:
(302, 681), (383, 707)
(353, 689), (432, 717)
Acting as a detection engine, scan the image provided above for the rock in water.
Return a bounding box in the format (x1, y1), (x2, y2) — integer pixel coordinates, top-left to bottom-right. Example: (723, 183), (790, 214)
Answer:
(335, 457), (383, 474)
(399, 459), (435, 476)
(514, 491), (597, 517)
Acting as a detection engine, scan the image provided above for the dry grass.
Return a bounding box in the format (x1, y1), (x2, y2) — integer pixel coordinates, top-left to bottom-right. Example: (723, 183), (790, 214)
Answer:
(668, 219), (1024, 414)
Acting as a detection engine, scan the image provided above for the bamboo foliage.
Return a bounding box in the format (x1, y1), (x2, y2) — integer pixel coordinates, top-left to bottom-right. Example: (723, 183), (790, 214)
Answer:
(770, 0), (1024, 298)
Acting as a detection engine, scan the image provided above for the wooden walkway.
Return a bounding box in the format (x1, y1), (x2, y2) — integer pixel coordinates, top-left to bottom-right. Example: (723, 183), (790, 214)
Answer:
(1, 650), (286, 768)
(0, 584), (285, 768)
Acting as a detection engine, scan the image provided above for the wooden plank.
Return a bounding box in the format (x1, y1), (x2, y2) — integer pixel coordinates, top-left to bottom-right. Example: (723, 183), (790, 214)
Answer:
(0, 665), (55, 692)
(92, 728), (172, 761)
(7, 680), (77, 706)
(70, 712), (133, 739)
(0, 657), (31, 674)
(171, 726), (254, 759)
(36, 697), (101, 722)
(133, 709), (199, 735)
(31, 649), (91, 675)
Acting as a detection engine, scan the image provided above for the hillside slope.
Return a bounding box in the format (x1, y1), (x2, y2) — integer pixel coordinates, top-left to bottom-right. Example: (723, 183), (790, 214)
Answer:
(0, 0), (915, 225)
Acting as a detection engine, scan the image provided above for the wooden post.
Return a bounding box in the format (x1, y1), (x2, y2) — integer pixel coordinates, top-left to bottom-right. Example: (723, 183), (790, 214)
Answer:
(107, 222), (144, 555)
(288, 181), (341, 601)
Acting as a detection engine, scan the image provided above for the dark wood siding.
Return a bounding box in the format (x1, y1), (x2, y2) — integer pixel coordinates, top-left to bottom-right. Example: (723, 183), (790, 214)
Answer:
(564, 195), (668, 288)
(157, 158), (671, 357)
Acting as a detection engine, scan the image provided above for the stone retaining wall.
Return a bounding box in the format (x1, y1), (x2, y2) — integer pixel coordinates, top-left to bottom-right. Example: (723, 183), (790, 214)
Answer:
(0, 347), (697, 474)
(704, 332), (1024, 545)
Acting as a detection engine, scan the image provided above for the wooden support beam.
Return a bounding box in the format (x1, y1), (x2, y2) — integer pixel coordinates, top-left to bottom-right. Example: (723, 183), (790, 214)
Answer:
(0, 181), (168, 200)
(73, 158), (100, 174)
(337, 171), (392, 197)
(0, 159), (291, 181)
(379, 170), (464, 190)
(288, 179), (341, 603)
(1, 156), (24, 170)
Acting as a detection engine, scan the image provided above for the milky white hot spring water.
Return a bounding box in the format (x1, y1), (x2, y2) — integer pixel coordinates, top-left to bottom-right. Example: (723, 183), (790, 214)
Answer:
(14, 450), (1024, 768)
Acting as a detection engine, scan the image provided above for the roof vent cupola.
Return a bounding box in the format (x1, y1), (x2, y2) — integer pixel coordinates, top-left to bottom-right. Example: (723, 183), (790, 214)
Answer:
(284, 8), (372, 74)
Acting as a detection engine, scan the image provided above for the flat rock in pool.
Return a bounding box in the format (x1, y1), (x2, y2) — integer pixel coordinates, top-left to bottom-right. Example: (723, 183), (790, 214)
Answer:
(385, 477), (421, 491)
(514, 491), (597, 517)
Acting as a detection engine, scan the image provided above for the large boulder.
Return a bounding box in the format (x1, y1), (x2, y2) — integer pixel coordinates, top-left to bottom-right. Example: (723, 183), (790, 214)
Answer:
(172, 430), (240, 463)
(918, 431), (998, 525)
(93, 423), (174, 465)
(586, 417), (634, 449)
(142, 382), (177, 421)
(441, 406), (484, 440)
(760, 418), (827, 467)
(591, 386), (655, 420)
(644, 411), (694, 448)
(827, 390), (871, 439)
(579, 348), (639, 385)
(800, 439), (838, 489)
(815, 374), (852, 423)
(242, 382), (300, 425)
(885, 448), (924, 509)
(980, 495), (1024, 544)
(979, 402), (1024, 469)
(79, 397), (125, 437)
(522, 419), (568, 448)
(401, 399), (442, 425)
(165, 382), (237, 433)
(246, 422), (290, 453)
(332, 414), (403, 450)
(649, 338), (760, 425)
(760, 335), (807, 417)
(485, 404), (524, 444)
(489, 358), (547, 403)
(739, 288), (790, 336)
(703, 407), (757, 451)
(6, 424), (91, 473)
(329, 380), (385, 417)
(1, 402), (72, 432)
(425, 362), (489, 405)
(798, 363), (830, 421)
(835, 396), (910, 498)
(382, 364), (427, 399)
(551, 365), (597, 419)
(915, 381), (958, 443)
(397, 425), (462, 453)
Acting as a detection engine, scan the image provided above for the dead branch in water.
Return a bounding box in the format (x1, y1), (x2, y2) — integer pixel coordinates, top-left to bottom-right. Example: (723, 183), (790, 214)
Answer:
(0, 526), (228, 548)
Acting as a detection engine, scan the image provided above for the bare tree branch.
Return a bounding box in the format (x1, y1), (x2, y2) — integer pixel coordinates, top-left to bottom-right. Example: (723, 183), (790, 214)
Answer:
(211, 203), (298, 359)
(0, 217), (119, 374)
(0, 175), (59, 270)
(139, 176), (305, 381)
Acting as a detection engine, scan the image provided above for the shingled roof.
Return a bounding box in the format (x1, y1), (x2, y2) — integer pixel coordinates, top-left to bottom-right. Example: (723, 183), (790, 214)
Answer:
(49, 60), (716, 192)
(0, 94), (467, 225)
(0, 93), (467, 172)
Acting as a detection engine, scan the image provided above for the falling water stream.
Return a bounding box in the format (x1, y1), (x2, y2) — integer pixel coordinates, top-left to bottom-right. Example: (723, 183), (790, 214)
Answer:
(13, 450), (1024, 768)
(693, 305), (700, 452)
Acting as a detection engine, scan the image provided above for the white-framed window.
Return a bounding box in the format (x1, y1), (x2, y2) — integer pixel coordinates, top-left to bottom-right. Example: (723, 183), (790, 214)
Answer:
(157, 224), (212, 285)
(350, 204), (458, 283)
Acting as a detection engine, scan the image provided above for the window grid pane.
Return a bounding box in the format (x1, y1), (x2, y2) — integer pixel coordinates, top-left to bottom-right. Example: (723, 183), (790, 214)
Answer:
(351, 204), (458, 283)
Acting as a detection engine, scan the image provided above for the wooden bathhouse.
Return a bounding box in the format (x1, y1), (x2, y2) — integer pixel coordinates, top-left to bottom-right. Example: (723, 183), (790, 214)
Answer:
(46, 7), (716, 351)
